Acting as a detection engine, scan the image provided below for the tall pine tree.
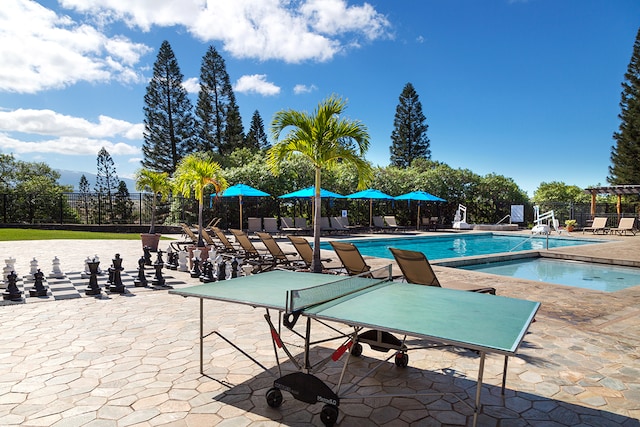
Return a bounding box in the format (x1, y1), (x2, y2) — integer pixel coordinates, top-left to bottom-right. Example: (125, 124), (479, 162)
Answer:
(609, 27), (640, 185)
(390, 82), (431, 167)
(245, 110), (270, 150)
(142, 40), (194, 174)
(94, 147), (119, 221)
(193, 46), (243, 156)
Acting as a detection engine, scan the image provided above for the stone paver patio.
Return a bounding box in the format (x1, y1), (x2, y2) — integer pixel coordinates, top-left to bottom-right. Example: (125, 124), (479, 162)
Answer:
(0, 230), (639, 426)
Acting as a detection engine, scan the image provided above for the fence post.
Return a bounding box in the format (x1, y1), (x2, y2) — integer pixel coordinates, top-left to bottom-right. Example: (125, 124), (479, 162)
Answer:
(139, 193), (142, 225)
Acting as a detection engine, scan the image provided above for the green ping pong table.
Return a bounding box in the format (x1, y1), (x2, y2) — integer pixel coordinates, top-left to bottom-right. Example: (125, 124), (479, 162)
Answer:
(170, 268), (540, 427)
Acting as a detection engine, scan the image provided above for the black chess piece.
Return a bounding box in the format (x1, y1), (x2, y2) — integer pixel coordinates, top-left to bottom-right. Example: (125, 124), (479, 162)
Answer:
(231, 258), (239, 278)
(2, 271), (23, 301)
(190, 256), (201, 279)
(151, 254), (166, 287)
(199, 260), (214, 283)
(85, 258), (102, 296)
(143, 246), (152, 266)
(217, 259), (226, 281)
(167, 250), (178, 270)
(108, 254), (126, 294)
(134, 256), (148, 287)
(155, 250), (164, 266)
(29, 269), (48, 297)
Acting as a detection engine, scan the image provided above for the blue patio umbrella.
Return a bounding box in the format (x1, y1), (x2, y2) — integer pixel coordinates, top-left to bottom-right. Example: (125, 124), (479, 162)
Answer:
(216, 184), (270, 229)
(395, 191), (446, 229)
(278, 186), (344, 199)
(346, 189), (394, 227)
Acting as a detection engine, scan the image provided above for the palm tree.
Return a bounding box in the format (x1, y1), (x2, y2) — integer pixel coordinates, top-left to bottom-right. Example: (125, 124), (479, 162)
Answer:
(134, 169), (171, 235)
(268, 95), (373, 273)
(173, 152), (228, 247)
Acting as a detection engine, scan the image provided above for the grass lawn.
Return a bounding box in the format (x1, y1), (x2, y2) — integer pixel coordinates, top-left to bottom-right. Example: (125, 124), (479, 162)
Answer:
(0, 228), (160, 241)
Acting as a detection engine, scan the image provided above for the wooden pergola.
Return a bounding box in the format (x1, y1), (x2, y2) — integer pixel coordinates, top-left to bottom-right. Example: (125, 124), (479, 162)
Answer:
(584, 185), (640, 219)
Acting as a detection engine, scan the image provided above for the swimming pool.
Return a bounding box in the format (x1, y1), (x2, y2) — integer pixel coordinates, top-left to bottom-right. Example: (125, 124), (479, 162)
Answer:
(321, 233), (602, 261)
(459, 257), (640, 292)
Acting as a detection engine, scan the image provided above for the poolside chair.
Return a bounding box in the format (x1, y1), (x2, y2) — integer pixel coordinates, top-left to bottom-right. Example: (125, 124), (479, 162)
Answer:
(200, 228), (234, 253)
(211, 227), (241, 253)
(281, 217), (304, 234)
(230, 229), (277, 271)
(329, 241), (395, 279)
(287, 236), (339, 272)
(256, 232), (304, 269)
(205, 217), (221, 230)
(609, 217), (638, 236)
(383, 215), (410, 232)
(320, 216), (336, 234)
(294, 217), (311, 233)
(170, 223), (200, 251)
(247, 217), (262, 234)
(331, 216), (358, 234)
(582, 217), (609, 234)
(389, 247), (496, 294)
(372, 216), (393, 232)
(263, 217), (279, 235)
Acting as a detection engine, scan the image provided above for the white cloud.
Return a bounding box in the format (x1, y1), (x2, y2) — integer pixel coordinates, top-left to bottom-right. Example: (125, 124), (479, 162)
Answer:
(234, 74), (280, 96)
(0, 0), (151, 93)
(293, 84), (318, 95)
(0, 108), (142, 139)
(0, 133), (140, 156)
(183, 77), (200, 94)
(61, 0), (391, 63)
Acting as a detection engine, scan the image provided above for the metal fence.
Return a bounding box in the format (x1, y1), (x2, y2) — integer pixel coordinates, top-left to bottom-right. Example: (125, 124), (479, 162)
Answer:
(0, 192), (637, 229)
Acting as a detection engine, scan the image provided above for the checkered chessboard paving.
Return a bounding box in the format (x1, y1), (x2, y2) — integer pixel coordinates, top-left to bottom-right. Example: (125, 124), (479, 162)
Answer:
(1, 269), (190, 305)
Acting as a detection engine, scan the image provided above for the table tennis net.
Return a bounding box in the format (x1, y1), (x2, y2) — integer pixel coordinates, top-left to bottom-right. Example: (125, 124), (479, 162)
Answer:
(287, 265), (392, 313)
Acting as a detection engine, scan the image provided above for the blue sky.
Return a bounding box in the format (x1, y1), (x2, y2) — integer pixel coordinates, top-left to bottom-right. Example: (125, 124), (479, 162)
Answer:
(1, 0), (638, 196)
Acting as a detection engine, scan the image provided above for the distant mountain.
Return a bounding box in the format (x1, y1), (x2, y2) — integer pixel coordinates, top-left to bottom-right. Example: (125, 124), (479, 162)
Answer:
(56, 169), (136, 192)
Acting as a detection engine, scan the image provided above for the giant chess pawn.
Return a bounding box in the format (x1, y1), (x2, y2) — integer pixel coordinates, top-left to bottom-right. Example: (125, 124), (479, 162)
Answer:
(190, 256), (201, 278)
(49, 256), (64, 279)
(24, 257), (38, 282)
(143, 246), (152, 266)
(133, 256), (148, 287)
(151, 252), (165, 287)
(108, 253), (125, 294)
(81, 256), (92, 279)
(29, 269), (48, 297)
(2, 257), (16, 289)
(3, 271), (23, 301)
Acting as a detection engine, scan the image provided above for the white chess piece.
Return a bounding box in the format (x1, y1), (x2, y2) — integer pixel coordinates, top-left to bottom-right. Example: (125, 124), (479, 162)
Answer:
(177, 250), (188, 272)
(24, 257), (38, 281)
(49, 256), (64, 279)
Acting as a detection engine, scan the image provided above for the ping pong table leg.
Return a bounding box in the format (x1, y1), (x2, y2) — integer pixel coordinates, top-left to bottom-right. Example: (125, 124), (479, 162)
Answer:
(502, 356), (509, 395)
(472, 351), (485, 427)
(200, 298), (204, 375)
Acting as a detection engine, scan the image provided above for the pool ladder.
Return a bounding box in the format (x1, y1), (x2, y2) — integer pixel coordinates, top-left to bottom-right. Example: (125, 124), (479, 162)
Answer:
(509, 233), (550, 252)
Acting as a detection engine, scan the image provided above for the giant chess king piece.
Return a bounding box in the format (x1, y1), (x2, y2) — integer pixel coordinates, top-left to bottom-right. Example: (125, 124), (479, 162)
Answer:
(84, 258), (102, 296)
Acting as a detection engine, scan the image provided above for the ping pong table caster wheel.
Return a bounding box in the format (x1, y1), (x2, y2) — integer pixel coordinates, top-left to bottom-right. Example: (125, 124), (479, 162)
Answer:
(266, 387), (283, 408)
(320, 404), (339, 426)
(350, 343), (363, 357)
(395, 352), (409, 368)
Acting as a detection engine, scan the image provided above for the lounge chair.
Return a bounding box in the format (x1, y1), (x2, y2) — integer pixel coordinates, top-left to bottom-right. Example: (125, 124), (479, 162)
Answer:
(281, 217), (304, 234)
(170, 223), (199, 251)
(582, 217), (609, 234)
(372, 215), (393, 232)
(287, 236), (339, 272)
(230, 229), (277, 270)
(256, 232), (304, 269)
(320, 216), (336, 234)
(205, 217), (221, 229)
(389, 247), (496, 294)
(247, 217), (262, 234)
(211, 227), (241, 253)
(331, 216), (358, 234)
(383, 215), (410, 232)
(263, 217), (279, 235)
(294, 217), (311, 233)
(329, 241), (395, 279)
(609, 217), (638, 236)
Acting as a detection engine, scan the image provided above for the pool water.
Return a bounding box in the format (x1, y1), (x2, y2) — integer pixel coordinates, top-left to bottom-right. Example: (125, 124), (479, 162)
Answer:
(321, 233), (601, 261)
(459, 258), (640, 292)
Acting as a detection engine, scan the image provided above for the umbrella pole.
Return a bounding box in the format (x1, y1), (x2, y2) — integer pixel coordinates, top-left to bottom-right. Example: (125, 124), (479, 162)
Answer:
(369, 199), (373, 227)
(417, 204), (421, 230)
(239, 195), (243, 231)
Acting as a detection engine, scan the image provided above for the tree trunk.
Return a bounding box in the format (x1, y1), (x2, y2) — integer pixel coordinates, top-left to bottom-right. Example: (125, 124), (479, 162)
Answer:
(312, 167), (322, 273)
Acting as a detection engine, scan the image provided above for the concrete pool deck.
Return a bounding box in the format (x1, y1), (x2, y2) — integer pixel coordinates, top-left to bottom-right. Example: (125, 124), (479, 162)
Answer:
(0, 230), (638, 426)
